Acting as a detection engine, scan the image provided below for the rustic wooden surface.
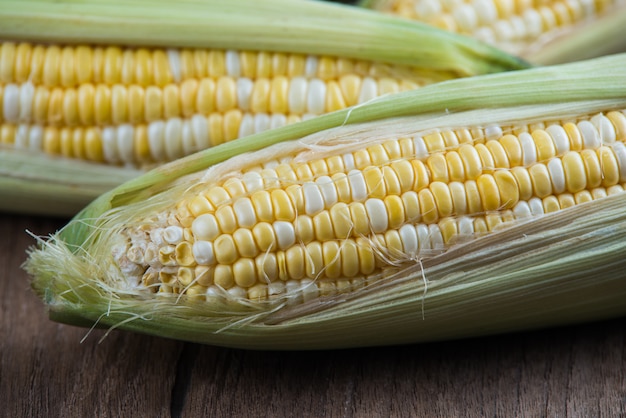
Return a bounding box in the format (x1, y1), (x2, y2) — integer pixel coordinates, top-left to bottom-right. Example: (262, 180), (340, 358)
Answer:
(2, 213), (626, 417)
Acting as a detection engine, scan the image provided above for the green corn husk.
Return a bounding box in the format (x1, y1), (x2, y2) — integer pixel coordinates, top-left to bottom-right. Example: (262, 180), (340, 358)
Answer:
(0, 148), (140, 216)
(0, 0), (528, 217)
(359, 0), (626, 65)
(25, 54), (626, 350)
(530, 8), (626, 65)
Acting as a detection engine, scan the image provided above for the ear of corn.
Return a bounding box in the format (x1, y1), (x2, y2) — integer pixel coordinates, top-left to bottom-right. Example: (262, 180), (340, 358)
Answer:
(0, 43), (461, 166)
(24, 54), (626, 349)
(0, 0), (527, 216)
(360, 0), (626, 64)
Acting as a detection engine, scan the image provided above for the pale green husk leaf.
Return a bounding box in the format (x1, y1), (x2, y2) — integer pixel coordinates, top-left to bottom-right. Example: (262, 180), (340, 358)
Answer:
(0, 148), (140, 216)
(530, 7), (626, 65)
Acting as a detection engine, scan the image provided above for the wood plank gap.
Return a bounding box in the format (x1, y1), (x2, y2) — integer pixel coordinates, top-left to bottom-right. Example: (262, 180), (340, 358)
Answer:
(170, 342), (200, 418)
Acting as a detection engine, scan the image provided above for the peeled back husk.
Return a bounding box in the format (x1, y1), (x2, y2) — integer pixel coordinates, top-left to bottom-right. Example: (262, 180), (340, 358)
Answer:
(25, 54), (626, 349)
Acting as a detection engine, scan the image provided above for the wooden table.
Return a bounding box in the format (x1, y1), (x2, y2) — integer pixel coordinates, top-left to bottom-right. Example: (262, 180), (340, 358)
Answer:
(2, 213), (625, 417)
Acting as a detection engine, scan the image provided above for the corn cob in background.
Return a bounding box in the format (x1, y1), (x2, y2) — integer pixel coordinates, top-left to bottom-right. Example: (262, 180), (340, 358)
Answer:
(359, 0), (626, 63)
(0, 0), (527, 217)
(25, 54), (626, 349)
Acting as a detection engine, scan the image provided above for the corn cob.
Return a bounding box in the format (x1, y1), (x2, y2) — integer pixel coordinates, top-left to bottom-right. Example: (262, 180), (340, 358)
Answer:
(25, 54), (626, 349)
(0, 0), (527, 216)
(0, 42), (452, 166)
(360, 0), (626, 63)
(111, 110), (626, 300)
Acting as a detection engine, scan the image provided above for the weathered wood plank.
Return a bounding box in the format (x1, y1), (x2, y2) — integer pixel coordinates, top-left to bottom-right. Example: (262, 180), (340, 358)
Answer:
(0, 215), (181, 418)
(179, 320), (626, 417)
(2, 214), (626, 417)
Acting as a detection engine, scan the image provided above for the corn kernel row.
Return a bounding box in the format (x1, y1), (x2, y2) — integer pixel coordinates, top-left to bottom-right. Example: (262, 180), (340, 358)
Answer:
(0, 76), (419, 125)
(108, 109), (626, 301)
(0, 41), (420, 87)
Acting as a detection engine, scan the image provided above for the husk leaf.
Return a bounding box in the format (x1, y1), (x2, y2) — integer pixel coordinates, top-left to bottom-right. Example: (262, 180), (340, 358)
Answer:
(0, 148), (140, 217)
(529, 7), (626, 65)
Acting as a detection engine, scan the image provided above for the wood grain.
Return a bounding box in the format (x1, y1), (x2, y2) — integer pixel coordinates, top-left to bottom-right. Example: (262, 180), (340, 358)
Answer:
(2, 213), (625, 417)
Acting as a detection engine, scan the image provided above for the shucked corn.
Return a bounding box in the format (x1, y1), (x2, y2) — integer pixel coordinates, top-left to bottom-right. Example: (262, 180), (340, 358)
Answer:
(25, 55), (626, 349)
(0, 42), (438, 165)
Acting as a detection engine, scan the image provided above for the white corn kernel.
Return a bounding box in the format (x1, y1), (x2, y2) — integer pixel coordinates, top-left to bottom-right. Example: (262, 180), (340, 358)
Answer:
(167, 49), (182, 83)
(192, 213), (220, 241)
(225, 50), (241, 77)
(365, 198), (388, 234)
(236, 78), (253, 112)
(233, 197), (257, 228)
(317, 176), (338, 207)
(102, 126), (118, 163)
(288, 77), (307, 114)
(163, 226), (184, 244)
(148, 120), (166, 161)
(307, 78), (326, 114)
(578, 120), (600, 149)
(303, 182), (324, 215)
(164, 117), (184, 160)
(19, 82), (35, 121)
(192, 241), (215, 265)
(274, 221), (296, 249)
(546, 124), (570, 155)
(347, 170), (367, 202)
(191, 114), (210, 150)
(519, 132), (537, 165)
(117, 124), (135, 164)
(3, 83), (19, 123)
(547, 158), (566, 194)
